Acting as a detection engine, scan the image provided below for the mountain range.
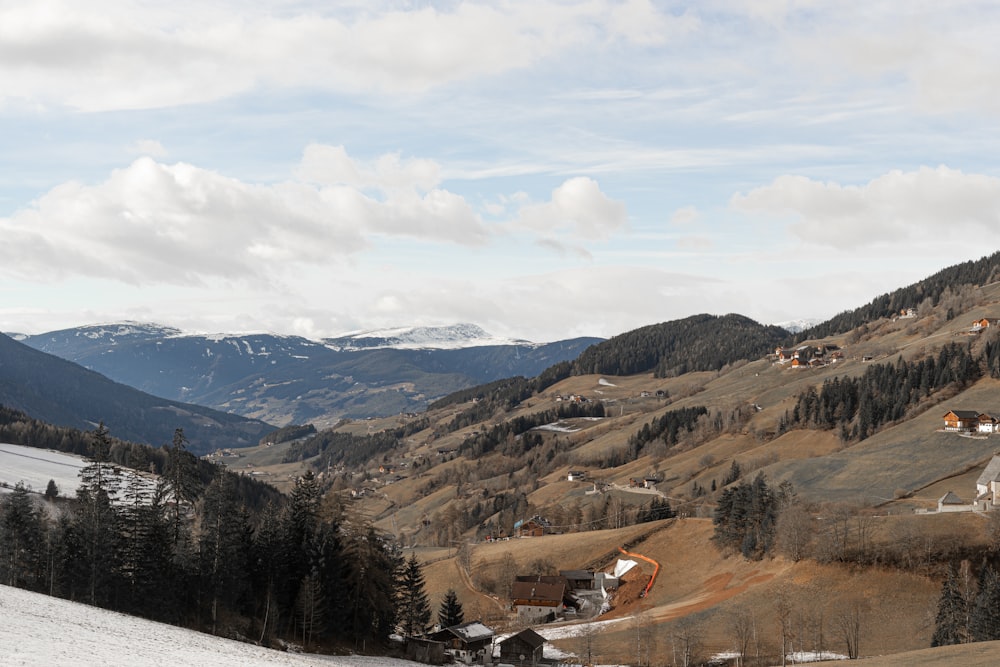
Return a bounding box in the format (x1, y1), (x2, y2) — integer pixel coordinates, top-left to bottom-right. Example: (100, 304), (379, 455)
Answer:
(18, 322), (602, 428)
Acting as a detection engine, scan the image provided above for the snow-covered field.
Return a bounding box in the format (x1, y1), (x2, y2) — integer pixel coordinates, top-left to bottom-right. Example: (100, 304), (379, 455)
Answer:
(0, 584), (425, 667)
(0, 442), (159, 502)
(0, 443), (87, 495)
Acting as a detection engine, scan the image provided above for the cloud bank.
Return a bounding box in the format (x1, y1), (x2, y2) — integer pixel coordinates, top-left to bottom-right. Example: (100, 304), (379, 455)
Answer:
(0, 147), (626, 286)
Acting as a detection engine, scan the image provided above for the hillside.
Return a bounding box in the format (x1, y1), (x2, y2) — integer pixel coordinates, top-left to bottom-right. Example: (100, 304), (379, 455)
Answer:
(21, 323), (600, 427)
(0, 334), (272, 455)
(260, 254), (1000, 665)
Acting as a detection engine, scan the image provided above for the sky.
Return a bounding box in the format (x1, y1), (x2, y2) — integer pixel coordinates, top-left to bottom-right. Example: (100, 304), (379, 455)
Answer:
(3, 0), (1000, 343)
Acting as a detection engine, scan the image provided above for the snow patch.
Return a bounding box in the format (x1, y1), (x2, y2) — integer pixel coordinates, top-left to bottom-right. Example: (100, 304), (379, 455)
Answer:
(324, 323), (533, 351)
(1, 583), (426, 667)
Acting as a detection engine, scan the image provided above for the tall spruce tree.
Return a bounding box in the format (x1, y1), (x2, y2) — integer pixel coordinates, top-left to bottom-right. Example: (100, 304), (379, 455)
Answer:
(0, 482), (45, 589)
(398, 553), (431, 637)
(932, 563), (971, 646)
(438, 588), (464, 629)
(161, 428), (201, 550)
(970, 566), (1000, 642)
(76, 422), (123, 606)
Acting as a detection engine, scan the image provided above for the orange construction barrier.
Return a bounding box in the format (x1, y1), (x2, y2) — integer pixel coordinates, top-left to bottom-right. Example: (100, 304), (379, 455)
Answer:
(618, 545), (660, 598)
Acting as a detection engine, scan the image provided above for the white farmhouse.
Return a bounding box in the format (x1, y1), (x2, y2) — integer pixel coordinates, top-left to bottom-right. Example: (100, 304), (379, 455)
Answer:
(976, 455), (1000, 509)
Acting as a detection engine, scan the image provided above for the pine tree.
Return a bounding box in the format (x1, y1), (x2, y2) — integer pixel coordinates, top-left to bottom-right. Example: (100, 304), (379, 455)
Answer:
(0, 482), (45, 589)
(932, 564), (971, 646)
(970, 566), (1000, 642)
(161, 428), (201, 550)
(438, 588), (464, 629)
(200, 473), (251, 634)
(77, 422), (123, 607)
(398, 553), (431, 637)
(296, 570), (326, 649)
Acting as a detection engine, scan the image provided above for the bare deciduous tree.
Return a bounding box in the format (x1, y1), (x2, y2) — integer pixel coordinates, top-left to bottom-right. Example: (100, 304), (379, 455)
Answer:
(728, 605), (756, 667)
(834, 601), (865, 660)
(670, 616), (704, 667)
(775, 504), (813, 561)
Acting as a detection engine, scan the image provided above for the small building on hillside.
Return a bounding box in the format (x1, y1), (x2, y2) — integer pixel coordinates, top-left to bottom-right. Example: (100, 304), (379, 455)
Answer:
(937, 491), (967, 512)
(511, 576), (568, 624)
(428, 621), (495, 665)
(976, 456), (1000, 509)
(498, 628), (546, 667)
(980, 414), (1000, 434)
(567, 470), (586, 482)
(943, 410), (981, 432)
(514, 515), (552, 537)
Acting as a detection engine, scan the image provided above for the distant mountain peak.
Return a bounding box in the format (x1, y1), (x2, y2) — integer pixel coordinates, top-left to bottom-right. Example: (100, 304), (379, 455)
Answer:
(772, 318), (822, 335)
(323, 323), (533, 351)
(65, 321), (184, 341)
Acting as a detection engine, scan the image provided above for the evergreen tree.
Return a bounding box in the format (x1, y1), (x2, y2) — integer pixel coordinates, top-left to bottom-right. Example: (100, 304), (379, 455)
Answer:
(970, 566), (1000, 642)
(343, 525), (398, 645)
(397, 553), (431, 637)
(200, 472), (252, 634)
(44, 479), (59, 500)
(438, 588), (464, 629)
(0, 483), (45, 589)
(76, 422), (123, 606)
(296, 570), (326, 649)
(161, 428), (201, 550)
(932, 564), (971, 647)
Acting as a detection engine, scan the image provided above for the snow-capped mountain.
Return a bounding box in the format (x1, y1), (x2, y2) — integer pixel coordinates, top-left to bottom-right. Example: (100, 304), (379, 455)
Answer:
(323, 323), (531, 351)
(21, 322), (602, 427)
(772, 318), (822, 334)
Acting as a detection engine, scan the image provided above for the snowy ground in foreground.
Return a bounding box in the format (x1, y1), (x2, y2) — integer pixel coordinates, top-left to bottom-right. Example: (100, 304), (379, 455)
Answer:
(0, 584), (423, 667)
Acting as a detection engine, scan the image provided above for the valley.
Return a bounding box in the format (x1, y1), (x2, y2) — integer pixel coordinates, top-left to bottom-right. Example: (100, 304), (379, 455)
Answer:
(7, 254), (1000, 665)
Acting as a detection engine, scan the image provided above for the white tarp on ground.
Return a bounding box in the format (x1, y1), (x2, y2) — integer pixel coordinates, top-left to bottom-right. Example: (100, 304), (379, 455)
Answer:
(613, 559), (637, 578)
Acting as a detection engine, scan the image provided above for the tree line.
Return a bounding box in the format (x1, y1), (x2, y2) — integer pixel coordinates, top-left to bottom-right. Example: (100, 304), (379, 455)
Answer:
(788, 341), (994, 442)
(458, 401), (606, 459)
(283, 417), (429, 470)
(0, 422), (432, 653)
(798, 250), (1000, 341)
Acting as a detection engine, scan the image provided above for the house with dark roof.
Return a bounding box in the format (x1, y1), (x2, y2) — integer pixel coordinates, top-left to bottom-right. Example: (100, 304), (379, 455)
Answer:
(943, 410), (981, 432)
(428, 621), (495, 664)
(511, 576), (568, 624)
(937, 491), (968, 512)
(976, 456), (1000, 510)
(514, 515), (551, 537)
(498, 628), (546, 667)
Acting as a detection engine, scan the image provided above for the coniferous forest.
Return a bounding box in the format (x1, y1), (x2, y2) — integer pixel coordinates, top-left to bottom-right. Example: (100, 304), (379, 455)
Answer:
(0, 416), (427, 653)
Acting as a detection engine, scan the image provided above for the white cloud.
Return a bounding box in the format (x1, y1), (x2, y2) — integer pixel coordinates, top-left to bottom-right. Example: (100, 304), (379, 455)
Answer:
(731, 165), (1000, 249)
(0, 151), (498, 286)
(514, 177), (628, 243)
(297, 144), (441, 192)
(0, 1), (686, 111)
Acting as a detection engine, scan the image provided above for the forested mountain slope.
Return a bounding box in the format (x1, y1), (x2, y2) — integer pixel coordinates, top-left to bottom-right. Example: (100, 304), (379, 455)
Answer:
(570, 313), (790, 377)
(0, 333), (272, 454)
